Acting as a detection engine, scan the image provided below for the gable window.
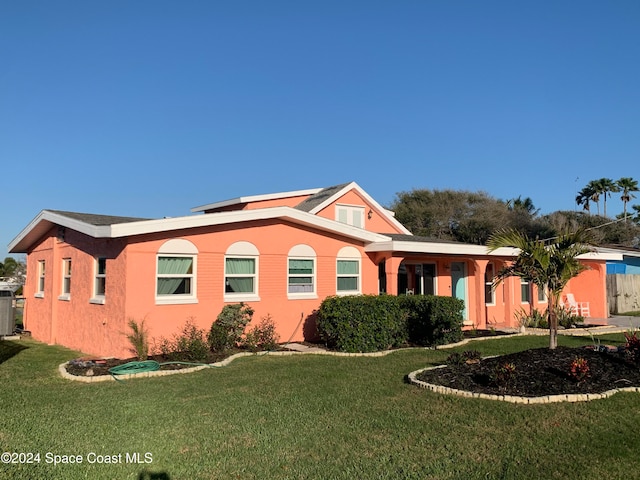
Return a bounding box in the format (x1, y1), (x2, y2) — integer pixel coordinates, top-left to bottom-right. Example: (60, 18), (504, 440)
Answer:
(36, 260), (45, 298)
(287, 244), (317, 299)
(484, 263), (495, 305)
(156, 239), (198, 305)
(59, 258), (71, 300)
(336, 204), (365, 228)
(225, 241), (260, 301)
(521, 278), (531, 303)
(90, 257), (107, 304)
(336, 246), (361, 295)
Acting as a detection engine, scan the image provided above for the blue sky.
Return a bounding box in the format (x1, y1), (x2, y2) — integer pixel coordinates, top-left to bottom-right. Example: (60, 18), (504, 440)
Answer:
(2, 1), (639, 258)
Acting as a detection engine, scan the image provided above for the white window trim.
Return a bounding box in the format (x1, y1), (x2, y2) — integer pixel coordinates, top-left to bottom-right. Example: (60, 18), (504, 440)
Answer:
(287, 257), (317, 300)
(155, 254), (198, 305)
(287, 244), (317, 300)
(224, 255), (260, 302)
(520, 278), (531, 304)
(58, 258), (71, 301)
(336, 246), (361, 296)
(336, 204), (365, 229)
(485, 263), (495, 306)
(35, 260), (45, 298)
(537, 285), (548, 304)
(90, 256), (107, 304)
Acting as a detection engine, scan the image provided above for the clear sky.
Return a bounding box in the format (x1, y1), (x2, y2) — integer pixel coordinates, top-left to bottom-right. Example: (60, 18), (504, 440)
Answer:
(2, 1), (639, 258)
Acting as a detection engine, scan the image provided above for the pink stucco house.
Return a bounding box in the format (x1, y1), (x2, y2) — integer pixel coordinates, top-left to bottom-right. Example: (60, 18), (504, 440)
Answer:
(9, 182), (612, 358)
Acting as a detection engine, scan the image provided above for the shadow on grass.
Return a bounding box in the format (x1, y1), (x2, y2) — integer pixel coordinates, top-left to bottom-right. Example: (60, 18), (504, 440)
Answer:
(139, 470), (170, 480)
(0, 340), (28, 364)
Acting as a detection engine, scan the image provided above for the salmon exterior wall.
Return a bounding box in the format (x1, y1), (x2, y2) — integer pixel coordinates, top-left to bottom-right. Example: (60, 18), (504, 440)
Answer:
(117, 219), (377, 358)
(23, 227), (129, 357)
(203, 194), (313, 213)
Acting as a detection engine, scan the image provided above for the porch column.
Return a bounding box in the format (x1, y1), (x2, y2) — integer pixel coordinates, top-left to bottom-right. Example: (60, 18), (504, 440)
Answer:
(385, 257), (403, 296)
(472, 259), (489, 329)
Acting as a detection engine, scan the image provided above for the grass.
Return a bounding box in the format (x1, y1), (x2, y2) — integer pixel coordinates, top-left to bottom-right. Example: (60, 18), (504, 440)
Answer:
(1, 334), (639, 479)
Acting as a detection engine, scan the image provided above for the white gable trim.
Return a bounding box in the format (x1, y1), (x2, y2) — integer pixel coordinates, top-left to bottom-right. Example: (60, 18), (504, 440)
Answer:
(307, 182), (412, 235)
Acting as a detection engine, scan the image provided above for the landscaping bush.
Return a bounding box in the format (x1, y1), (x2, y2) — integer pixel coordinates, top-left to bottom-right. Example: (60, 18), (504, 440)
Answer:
(399, 295), (464, 346)
(157, 318), (209, 362)
(317, 295), (407, 353)
(243, 314), (280, 352)
(316, 294), (465, 352)
(208, 303), (254, 352)
(126, 317), (149, 360)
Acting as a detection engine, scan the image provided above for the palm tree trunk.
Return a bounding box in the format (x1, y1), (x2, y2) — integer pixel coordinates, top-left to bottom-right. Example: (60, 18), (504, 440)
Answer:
(549, 293), (559, 350)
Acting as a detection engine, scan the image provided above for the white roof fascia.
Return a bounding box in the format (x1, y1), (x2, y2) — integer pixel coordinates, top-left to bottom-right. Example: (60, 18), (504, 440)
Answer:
(307, 182), (412, 235)
(110, 207), (391, 243)
(8, 210), (110, 252)
(190, 188), (322, 213)
(365, 241), (518, 256)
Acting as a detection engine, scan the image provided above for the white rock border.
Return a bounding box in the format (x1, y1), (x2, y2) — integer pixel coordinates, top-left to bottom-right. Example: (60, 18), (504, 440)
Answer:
(407, 365), (640, 404)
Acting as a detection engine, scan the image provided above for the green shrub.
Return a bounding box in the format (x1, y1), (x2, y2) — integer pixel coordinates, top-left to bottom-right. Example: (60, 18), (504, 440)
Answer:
(243, 314), (280, 352)
(126, 318), (149, 360)
(157, 318), (209, 362)
(399, 295), (464, 346)
(208, 303), (254, 352)
(317, 295), (407, 353)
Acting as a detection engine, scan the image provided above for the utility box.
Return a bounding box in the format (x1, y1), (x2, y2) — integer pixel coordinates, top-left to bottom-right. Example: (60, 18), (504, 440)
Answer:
(0, 290), (16, 336)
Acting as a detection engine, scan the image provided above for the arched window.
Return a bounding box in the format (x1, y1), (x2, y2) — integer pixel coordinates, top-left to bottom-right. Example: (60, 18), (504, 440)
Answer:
(287, 244), (317, 298)
(336, 246), (361, 295)
(156, 239), (198, 305)
(225, 241), (260, 301)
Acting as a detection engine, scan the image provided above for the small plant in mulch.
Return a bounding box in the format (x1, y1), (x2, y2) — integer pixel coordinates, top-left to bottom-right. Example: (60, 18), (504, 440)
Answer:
(446, 350), (482, 366)
(492, 362), (517, 391)
(569, 356), (590, 383)
(623, 330), (640, 363)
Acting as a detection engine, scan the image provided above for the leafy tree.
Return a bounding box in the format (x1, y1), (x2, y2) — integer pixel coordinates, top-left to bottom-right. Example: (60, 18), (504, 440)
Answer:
(487, 229), (592, 349)
(389, 189), (545, 245)
(617, 177), (639, 222)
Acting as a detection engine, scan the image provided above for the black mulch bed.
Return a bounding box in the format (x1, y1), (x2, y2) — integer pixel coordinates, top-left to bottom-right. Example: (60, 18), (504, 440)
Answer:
(416, 346), (640, 397)
(65, 349), (254, 377)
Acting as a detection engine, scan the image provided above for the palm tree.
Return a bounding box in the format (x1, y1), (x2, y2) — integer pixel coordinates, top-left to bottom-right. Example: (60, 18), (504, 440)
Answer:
(597, 178), (620, 218)
(617, 177), (639, 222)
(487, 229), (592, 350)
(586, 180), (603, 216)
(575, 186), (594, 214)
(507, 196), (539, 216)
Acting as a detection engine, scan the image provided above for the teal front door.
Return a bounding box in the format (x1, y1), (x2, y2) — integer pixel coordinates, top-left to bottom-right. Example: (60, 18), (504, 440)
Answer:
(450, 262), (467, 320)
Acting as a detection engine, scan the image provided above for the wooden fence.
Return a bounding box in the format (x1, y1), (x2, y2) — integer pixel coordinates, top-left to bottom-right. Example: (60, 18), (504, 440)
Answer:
(607, 274), (640, 314)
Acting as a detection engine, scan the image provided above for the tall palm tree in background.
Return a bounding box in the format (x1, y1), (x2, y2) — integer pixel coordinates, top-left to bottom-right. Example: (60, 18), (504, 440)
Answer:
(586, 179), (603, 216)
(597, 177), (620, 218)
(575, 186), (594, 214)
(617, 177), (639, 222)
(487, 229), (592, 350)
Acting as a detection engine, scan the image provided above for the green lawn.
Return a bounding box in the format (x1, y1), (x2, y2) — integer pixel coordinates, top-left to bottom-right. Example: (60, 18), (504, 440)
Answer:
(1, 334), (638, 480)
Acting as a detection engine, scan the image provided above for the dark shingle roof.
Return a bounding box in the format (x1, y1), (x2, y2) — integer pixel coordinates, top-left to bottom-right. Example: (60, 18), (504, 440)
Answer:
(385, 233), (462, 244)
(295, 183), (352, 212)
(48, 210), (150, 226)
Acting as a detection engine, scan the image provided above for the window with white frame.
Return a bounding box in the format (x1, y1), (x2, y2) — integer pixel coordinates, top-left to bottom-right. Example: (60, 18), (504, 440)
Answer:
(336, 204), (365, 228)
(521, 278), (531, 303)
(156, 239), (198, 304)
(36, 260), (45, 297)
(225, 241), (259, 301)
(91, 257), (107, 303)
(537, 285), (547, 303)
(336, 246), (361, 294)
(484, 263), (495, 305)
(287, 244), (316, 297)
(60, 258), (72, 299)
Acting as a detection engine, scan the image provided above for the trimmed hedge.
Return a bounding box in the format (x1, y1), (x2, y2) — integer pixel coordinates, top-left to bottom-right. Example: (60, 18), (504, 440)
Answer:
(317, 294), (464, 353)
(317, 295), (407, 353)
(398, 295), (464, 346)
